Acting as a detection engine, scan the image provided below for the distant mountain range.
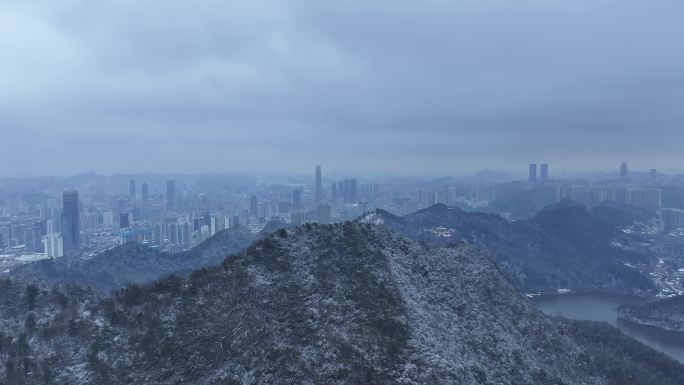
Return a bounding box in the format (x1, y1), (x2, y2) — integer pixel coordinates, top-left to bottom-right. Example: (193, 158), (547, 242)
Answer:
(0, 223), (681, 384)
(12, 201), (655, 297)
(364, 201), (655, 294)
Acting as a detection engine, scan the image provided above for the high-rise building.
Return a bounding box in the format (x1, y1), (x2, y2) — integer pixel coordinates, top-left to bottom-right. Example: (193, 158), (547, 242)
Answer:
(257, 203), (267, 222)
(102, 211), (115, 227)
(528, 164), (537, 183)
(331, 182), (338, 202)
(141, 182), (149, 204)
(43, 233), (63, 258)
(249, 195), (258, 217)
(360, 184), (379, 202)
(343, 179), (357, 203)
(620, 162), (629, 181)
(211, 215), (225, 235)
(603, 186), (628, 205)
(119, 212), (131, 229)
(60, 189), (80, 253)
(200, 213), (212, 231)
(627, 187), (661, 210)
(82, 212), (100, 233)
(26, 222), (44, 252)
(540, 163), (549, 181)
(46, 219), (59, 235)
(317, 204), (331, 225)
(129, 179), (136, 198)
(292, 190), (302, 210)
(315, 165), (323, 202)
(166, 180), (176, 212)
(649, 169), (657, 180)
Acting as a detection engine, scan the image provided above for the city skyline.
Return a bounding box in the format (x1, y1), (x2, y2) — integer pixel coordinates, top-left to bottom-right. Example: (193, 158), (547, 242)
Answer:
(0, 160), (675, 259)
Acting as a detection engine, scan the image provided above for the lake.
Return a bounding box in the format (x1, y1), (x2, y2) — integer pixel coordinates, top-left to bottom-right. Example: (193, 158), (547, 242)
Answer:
(533, 292), (684, 364)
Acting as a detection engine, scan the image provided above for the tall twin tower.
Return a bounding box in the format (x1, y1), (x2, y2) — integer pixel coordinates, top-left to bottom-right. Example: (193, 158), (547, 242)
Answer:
(529, 163), (549, 182)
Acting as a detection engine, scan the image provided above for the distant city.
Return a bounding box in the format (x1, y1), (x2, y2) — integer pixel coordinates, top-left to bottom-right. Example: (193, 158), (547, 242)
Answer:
(2, 162), (684, 275)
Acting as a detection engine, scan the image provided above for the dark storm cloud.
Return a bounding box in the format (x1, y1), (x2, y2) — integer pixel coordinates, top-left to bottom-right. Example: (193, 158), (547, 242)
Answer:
(0, 0), (682, 176)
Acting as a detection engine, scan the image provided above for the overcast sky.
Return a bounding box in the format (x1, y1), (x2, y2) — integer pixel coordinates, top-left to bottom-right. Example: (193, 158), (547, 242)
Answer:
(1, 0), (682, 177)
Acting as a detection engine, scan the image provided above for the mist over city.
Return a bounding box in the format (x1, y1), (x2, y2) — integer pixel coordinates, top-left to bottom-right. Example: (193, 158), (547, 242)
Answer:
(1, 1), (684, 384)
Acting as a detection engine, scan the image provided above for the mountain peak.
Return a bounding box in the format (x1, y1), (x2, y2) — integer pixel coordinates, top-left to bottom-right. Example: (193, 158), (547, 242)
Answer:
(425, 203), (460, 213)
(2, 221), (681, 384)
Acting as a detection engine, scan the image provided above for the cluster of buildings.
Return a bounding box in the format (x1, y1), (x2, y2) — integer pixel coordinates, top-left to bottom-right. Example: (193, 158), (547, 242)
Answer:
(556, 185), (662, 210)
(1, 162), (683, 263)
(0, 166), (384, 258)
(552, 163), (663, 211)
(405, 162), (665, 213)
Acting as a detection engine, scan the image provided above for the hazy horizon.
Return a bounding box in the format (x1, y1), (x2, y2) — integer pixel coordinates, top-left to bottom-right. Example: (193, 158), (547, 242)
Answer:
(2, 166), (683, 182)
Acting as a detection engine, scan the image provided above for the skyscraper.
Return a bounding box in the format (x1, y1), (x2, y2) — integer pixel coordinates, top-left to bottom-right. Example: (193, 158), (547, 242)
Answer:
(649, 168), (657, 180)
(620, 162), (629, 181)
(119, 212), (131, 229)
(315, 165), (323, 202)
(141, 182), (149, 204)
(43, 233), (63, 258)
(129, 179), (136, 198)
(540, 163), (548, 181)
(343, 179), (357, 203)
(331, 182), (338, 202)
(528, 164), (537, 183)
(61, 189), (80, 253)
(249, 195), (258, 217)
(292, 189), (302, 210)
(166, 180), (176, 212)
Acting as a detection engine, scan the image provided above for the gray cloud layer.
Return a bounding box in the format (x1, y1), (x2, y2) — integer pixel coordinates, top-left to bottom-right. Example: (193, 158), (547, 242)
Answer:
(1, 0), (683, 176)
